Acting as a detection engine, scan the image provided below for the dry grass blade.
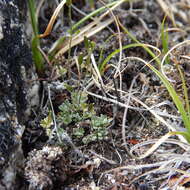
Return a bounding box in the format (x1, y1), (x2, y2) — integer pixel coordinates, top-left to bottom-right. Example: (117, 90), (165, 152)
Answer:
(54, 0), (125, 59)
(180, 55), (190, 60)
(91, 53), (104, 86)
(130, 132), (175, 159)
(164, 27), (186, 33)
(36, 0), (45, 18)
(122, 76), (137, 158)
(54, 17), (114, 58)
(156, 0), (175, 25)
(130, 130), (190, 159)
(38, 0), (66, 38)
(161, 40), (190, 82)
(157, 27), (186, 47)
(133, 139), (190, 152)
(89, 150), (117, 165)
(130, 167), (190, 185)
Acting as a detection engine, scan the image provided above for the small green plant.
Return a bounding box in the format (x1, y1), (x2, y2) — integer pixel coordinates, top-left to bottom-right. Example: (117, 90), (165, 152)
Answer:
(41, 90), (111, 144)
(58, 91), (95, 125)
(40, 112), (53, 137)
(77, 36), (96, 76)
(82, 115), (110, 144)
(58, 90), (111, 143)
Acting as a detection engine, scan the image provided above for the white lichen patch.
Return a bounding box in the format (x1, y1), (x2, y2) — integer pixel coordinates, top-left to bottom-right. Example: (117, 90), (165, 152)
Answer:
(20, 66), (26, 80)
(10, 17), (19, 29)
(2, 165), (16, 190)
(0, 115), (6, 122)
(8, 1), (18, 9)
(25, 81), (40, 117)
(0, 13), (4, 40)
(29, 83), (40, 107)
(25, 146), (64, 190)
(0, 26), (3, 40)
(20, 66), (40, 116)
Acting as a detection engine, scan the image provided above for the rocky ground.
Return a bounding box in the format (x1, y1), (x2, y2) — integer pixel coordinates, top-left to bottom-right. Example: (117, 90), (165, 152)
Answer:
(17, 0), (190, 189)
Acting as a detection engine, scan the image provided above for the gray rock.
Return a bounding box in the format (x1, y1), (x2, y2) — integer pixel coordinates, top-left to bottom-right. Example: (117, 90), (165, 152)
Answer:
(0, 0), (39, 189)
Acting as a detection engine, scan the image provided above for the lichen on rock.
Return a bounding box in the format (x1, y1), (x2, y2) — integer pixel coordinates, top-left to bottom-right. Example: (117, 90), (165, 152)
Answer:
(0, 0), (39, 188)
(25, 146), (67, 190)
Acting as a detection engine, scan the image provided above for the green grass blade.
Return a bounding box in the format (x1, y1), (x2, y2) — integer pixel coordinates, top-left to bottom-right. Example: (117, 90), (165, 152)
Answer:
(70, 1), (119, 32)
(48, 36), (67, 60)
(28, 0), (44, 72)
(32, 37), (44, 71)
(176, 64), (190, 116)
(161, 17), (169, 65)
(146, 63), (190, 133)
(28, 0), (39, 36)
(99, 43), (158, 74)
(119, 22), (161, 66)
(173, 131), (190, 143)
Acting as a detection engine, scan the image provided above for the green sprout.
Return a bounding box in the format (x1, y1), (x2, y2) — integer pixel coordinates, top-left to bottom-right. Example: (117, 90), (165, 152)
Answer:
(28, 0), (44, 73)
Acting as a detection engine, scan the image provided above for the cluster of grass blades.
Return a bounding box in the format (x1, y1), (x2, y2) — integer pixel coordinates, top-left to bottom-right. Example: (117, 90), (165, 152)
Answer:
(99, 17), (190, 146)
(28, 0), (45, 73)
(28, 0), (128, 73)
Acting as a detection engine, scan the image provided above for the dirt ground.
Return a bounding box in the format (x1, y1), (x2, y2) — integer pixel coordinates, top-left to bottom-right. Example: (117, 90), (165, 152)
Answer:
(21, 0), (190, 189)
